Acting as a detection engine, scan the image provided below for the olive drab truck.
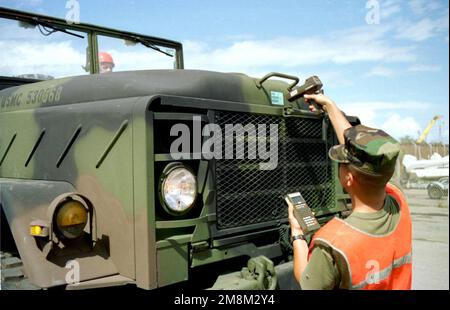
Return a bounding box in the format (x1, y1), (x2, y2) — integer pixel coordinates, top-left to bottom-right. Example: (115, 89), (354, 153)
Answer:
(0, 8), (360, 290)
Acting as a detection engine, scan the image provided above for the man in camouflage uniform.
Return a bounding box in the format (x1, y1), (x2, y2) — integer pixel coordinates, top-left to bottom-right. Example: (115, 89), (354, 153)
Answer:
(287, 94), (412, 290)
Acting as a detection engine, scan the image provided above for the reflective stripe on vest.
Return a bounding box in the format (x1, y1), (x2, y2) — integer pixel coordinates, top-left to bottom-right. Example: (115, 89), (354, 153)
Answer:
(352, 252), (412, 289)
(309, 183), (412, 290)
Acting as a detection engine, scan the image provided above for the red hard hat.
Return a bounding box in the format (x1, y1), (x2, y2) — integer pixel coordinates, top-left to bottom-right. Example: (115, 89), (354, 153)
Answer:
(99, 52), (114, 66)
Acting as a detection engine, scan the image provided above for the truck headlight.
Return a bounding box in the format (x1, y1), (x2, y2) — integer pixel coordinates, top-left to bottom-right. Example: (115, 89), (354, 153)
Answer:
(160, 164), (197, 215)
(55, 199), (88, 239)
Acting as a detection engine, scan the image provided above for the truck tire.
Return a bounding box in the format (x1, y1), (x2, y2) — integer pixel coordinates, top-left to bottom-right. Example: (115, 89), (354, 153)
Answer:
(1, 251), (40, 290)
(428, 186), (443, 200)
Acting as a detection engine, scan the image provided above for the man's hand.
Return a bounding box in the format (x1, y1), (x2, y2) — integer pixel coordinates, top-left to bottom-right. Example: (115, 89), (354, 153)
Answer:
(288, 203), (304, 237)
(304, 93), (351, 144)
(304, 93), (335, 112)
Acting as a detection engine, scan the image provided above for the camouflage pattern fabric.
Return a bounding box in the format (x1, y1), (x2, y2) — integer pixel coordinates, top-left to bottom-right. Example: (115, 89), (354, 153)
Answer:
(328, 125), (400, 177)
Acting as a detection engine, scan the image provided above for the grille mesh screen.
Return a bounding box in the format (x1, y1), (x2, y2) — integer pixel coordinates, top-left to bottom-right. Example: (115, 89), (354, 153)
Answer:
(214, 111), (336, 230)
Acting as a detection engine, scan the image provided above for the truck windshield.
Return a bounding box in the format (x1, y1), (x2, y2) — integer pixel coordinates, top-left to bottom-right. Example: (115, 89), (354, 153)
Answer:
(0, 9), (180, 79)
(0, 17), (88, 79)
(97, 35), (176, 74)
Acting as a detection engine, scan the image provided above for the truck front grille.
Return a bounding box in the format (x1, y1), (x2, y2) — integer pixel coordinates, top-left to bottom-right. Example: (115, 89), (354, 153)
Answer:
(214, 111), (336, 230)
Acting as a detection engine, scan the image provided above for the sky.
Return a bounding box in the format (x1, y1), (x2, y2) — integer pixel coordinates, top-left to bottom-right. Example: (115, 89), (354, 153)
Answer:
(0, 0), (449, 144)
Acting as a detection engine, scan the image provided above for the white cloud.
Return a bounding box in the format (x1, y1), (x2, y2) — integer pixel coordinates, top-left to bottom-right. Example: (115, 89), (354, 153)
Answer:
(366, 66), (396, 77)
(223, 34), (256, 42)
(340, 105), (378, 128)
(314, 71), (354, 88)
(0, 40), (86, 77)
(104, 48), (175, 72)
(381, 0), (402, 19)
(380, 114), (422, 139)
(409, 0), (442, 15)
(0, 15), (421, 79)
(396, 16), (449, 42)
(182, 25), (416, 74)
(366, 64), (442, 76)
(0, 30), (418, 80)
(336, 105), (423, 139)
(338, 101), (433, 139)
(407, 64), (441, 72)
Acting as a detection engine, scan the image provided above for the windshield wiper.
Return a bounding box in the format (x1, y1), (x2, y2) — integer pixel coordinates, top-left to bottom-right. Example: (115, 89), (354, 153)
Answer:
(30, 17), (84, 39)
(127, 36), (173, 57)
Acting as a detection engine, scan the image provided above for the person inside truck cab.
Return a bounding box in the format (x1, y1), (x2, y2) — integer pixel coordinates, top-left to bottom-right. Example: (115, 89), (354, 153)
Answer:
(287, 93), (412, 290)
(99, 52), (115, 74)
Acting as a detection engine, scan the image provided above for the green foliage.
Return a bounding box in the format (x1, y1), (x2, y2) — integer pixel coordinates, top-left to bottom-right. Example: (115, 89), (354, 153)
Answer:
(399, 136), (416, 144)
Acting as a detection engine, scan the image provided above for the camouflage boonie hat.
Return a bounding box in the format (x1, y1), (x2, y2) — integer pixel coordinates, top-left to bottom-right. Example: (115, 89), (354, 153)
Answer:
(329, 125), (400, 177)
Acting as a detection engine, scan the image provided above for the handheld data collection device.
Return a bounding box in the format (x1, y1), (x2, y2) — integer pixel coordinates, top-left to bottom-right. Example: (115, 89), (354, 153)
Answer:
(287, 76), (323, 102)
(286, 76), (324, 113)
(284, 192), (321, 234)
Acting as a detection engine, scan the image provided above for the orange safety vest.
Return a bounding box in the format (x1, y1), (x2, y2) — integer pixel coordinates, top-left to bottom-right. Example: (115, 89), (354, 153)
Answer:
(309, 183), (412, 290)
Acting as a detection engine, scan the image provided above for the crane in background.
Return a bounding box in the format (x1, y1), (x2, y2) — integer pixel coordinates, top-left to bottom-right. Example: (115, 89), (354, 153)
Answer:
(416, 115), (443, 144)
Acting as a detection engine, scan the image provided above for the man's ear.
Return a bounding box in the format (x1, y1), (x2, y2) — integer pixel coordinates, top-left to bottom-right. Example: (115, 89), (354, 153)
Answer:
(345, 171), (354, 187)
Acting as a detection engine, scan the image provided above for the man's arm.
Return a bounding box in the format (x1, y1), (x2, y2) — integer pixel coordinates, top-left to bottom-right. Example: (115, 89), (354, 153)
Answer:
(304, 94), (352, 144)
(292, 239), (309, 282)
(300, 246), (340, 290)
(289, 94), (350, 284)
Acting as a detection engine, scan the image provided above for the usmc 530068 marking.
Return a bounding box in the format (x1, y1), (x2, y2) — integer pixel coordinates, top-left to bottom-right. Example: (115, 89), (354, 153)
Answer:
(0, 85), (63, 110)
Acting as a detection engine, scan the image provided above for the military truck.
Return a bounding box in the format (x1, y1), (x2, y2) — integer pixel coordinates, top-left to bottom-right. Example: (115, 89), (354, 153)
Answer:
(0, 8), (359, 290)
